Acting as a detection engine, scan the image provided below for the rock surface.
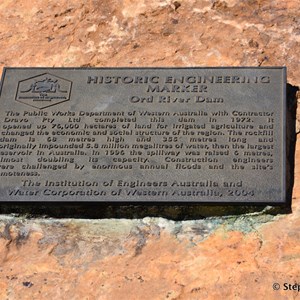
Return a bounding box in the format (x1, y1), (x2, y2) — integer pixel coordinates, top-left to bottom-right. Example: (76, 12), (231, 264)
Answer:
(0, 0), (299, 87)
(0, 0), (300, 299)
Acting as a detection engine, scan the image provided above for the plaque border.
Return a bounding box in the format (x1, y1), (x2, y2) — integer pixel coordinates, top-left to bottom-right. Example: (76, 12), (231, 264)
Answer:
(0, 66), (291, 207)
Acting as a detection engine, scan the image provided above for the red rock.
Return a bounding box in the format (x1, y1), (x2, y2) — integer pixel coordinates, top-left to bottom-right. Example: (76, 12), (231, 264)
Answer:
(0, 0), (299, 86)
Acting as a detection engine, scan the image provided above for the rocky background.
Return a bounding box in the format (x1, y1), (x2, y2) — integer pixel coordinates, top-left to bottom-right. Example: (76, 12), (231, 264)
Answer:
(0, 0), (300, 299)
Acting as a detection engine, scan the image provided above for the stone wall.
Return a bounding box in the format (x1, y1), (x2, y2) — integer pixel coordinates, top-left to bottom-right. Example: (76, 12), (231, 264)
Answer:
(0, 0), (299, 299)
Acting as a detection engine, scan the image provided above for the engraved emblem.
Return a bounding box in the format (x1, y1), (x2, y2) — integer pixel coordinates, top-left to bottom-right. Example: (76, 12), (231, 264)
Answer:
(16, 73), (72, 109)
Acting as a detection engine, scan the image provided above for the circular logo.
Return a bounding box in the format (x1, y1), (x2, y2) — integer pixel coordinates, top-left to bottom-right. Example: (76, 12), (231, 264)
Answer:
(273, 283), (280, 290)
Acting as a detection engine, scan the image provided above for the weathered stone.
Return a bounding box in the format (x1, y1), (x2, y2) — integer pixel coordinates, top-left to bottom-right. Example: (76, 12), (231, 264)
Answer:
(0, 205), (299, 299)
(0, 0), (299, 87)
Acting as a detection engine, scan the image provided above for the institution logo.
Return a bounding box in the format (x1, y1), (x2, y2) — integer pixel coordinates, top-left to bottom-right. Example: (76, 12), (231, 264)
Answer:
(16, 73), (72, 109)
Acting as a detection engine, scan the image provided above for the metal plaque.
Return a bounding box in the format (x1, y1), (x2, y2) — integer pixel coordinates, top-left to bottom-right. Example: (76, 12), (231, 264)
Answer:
(0, 67), (287, 204)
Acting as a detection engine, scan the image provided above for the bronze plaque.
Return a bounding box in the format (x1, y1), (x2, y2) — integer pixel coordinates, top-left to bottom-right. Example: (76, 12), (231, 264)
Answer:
(0, 67), (287, 204)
